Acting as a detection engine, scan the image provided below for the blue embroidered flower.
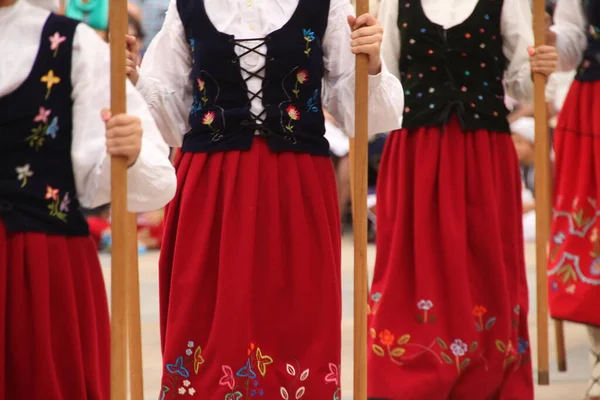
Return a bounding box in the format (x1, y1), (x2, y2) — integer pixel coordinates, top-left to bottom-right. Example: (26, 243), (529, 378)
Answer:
(517, 337), (529, 354)
(303, 29), (315, 42)
(551, 280), (558, 291)
(46, 116), (59, 139)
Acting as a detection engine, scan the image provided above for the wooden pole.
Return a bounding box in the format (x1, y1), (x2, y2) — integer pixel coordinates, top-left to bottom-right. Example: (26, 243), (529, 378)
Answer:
(127, 213), (144, 399)
(109, 0), (130, 397)
(351, 1), (369, 399)
(555, 320), (567, 371)
(533, 0), (551, 386)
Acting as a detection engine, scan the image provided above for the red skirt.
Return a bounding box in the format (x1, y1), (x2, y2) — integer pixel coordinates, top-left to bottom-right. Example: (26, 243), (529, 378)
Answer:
(0, 221), (109, 399)
(367, 117), (533, 399)
(158, 138), (342, 399)
(549, 80), (600, 326)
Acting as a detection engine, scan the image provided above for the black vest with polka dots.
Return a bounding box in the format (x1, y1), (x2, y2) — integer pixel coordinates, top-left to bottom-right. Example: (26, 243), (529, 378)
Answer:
(397, 0), (510, 133)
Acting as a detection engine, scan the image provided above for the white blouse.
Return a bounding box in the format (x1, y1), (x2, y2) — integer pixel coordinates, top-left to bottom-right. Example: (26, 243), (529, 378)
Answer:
(136, 0), (405, 147)
(551, 0), (587, 71)
(0, 0), (176, 212)
(378, 0), (543, 105)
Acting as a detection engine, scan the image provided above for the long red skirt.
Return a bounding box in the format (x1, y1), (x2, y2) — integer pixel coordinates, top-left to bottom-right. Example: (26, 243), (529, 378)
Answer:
(158, 138), (342, 399)
(549, 80), (600, 326)
(0, 221), (109, 399)
(367, 117), (533, 399)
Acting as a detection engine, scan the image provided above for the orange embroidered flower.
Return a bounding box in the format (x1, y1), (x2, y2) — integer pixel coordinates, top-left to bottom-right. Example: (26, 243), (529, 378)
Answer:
(296, 70), (309, 84)
(197, 78), (205, 91)
(202, 111), (215, 126)
(379, 329), (395, 346)
(45, 185), (59, 201)
(472, 305), (487, 318)
(247, 342), (256, 356)
(286, 105), (300, 121)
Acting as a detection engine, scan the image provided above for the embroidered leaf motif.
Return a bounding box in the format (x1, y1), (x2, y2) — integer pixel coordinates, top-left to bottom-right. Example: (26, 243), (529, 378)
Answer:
(495, 340), (507, 353)
(369, 328), (377, 340)
(295, 387), (306, 399)
(397, 334), (411, 345)
(460, 359), (471, 370)
(286, 364), (296, 376)
(280, 387), (289, 399)
(436, 338), (448, 350)
(485, 317), (497, 330)
(441, 352), (454, 365)
(372, 344), (385, 357)
(390, 347), (406, 357)
(469, 342), (478, 353)
(475, 322), (483, 332)
(300, 369), (309, 381)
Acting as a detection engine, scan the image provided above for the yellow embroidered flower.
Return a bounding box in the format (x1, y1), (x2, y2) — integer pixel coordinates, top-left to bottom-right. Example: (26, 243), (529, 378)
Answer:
(41, 70), (61, 99)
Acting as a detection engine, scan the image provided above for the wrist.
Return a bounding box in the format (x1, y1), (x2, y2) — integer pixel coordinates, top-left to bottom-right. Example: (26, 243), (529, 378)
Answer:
(368, 59), (382, 75)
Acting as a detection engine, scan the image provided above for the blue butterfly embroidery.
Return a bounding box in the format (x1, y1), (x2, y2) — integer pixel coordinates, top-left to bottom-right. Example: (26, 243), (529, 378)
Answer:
(166, 356), (190, 378)
(236, 358), (257, 379)
(46, 117), (59, 139)
(306, 89), (319, 113)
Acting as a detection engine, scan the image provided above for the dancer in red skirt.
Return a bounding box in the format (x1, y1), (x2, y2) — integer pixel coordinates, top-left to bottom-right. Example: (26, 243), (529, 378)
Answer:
(126, 0), (404, 397)
(0, 0), (177, 397)
(547, 0), (600, 398)
(368, 0), (557, 398)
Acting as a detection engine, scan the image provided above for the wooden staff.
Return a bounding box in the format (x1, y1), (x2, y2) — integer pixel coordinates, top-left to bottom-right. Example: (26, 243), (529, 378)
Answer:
(351, 0), (370, 398)
(533, 0), (551, 386)
(108, 0), (132, 397)
(127, 213), (144, 399)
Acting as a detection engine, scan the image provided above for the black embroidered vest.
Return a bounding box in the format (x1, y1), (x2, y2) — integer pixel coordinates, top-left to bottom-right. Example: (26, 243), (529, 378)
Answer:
(576, 0), (600, 81)
(0, 14), (88, 236)
(398, 0), (510, 133)
(176, 0), (331, 156)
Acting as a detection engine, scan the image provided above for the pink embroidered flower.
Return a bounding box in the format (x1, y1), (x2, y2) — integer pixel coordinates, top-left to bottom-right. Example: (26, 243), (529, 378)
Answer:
(49, 32), (66, 51)
(45, 185), (59, 201)
(34, 107), (51, 124)
(296, 70), (309, 84)
(202, 111), (215, 126)
(219, 365), (235, 390)
(324, 363), (339, 385)
(286, 105), (300, 121)
(197, 78), (205, 91)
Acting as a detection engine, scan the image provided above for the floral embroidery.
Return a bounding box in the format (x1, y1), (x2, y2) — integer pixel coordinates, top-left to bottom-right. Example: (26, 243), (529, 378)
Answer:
(161, 341), (204, 399)
(49, 32), (66, 57)
(16, 164), (34, 188)
(197, 79), (208, 105)
(219, 343), (272, 399)
(305, 89), (319, 113)
(473, 305), (496, 332)
(370, 328), (440, 366)
(27, 110), (58, 150)
(436, 338), (477, 375)
(41, 70), (61, 100)
(45, 186), (69, 222)
(416, 299), (437, 324)
(284, 105), (300, 132)
(302, 29), (315, 56)
(368, 291), (382, 316)
(201, 110), (223, 141)
(324, 363), (341, 400)
(292, 70), (309, 98)
(279, 362), (309, 399)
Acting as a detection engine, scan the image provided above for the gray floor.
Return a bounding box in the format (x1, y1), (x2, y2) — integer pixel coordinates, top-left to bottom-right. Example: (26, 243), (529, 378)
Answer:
(99, 238), (591, 399)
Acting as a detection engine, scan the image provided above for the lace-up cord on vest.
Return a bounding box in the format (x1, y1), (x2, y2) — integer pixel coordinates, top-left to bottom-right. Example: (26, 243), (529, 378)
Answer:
(229, 37), (275, 136)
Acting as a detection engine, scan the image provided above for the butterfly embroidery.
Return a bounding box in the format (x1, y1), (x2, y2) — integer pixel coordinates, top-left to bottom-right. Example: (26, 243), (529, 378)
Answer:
(166, 356), (190, 378)
(219, 365), (235, 389)
(324, 363), (339, 385)
(236, 358), (257, 379)
(255, 347), (273, 377)
(193, 346), (205, 373)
